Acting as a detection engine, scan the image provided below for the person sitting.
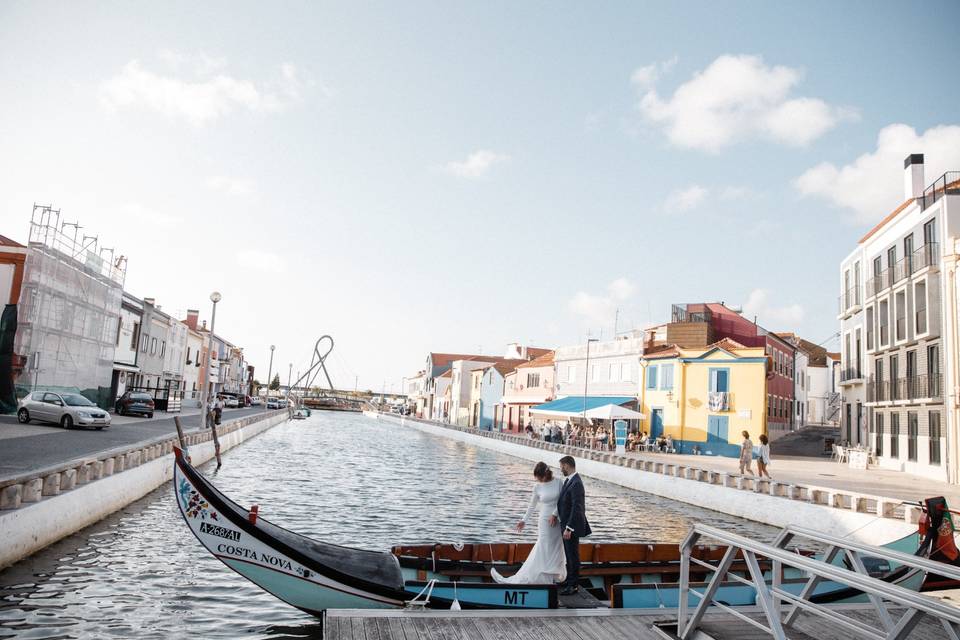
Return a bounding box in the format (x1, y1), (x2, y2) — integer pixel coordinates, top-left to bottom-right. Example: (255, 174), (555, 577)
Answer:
(626, 432), (637, 451)
(656, 434), (667, 452)
(664, 434), (675, 453)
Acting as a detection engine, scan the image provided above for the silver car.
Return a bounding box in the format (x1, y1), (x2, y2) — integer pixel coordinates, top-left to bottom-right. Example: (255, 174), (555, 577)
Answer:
(17, 391), (112, 430)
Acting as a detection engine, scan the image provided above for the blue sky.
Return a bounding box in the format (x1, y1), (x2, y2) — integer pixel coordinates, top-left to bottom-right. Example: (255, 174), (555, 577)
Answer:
(1, 1), (959, 390)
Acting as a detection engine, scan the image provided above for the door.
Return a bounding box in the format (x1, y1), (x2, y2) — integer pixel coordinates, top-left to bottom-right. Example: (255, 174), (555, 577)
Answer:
(39, 392), (63, 421)
(707, 415), (729, 444)
(650, 408), (664, 439)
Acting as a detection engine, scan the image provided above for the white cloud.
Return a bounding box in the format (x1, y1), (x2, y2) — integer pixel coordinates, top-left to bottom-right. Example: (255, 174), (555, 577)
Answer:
(442, 150), (511, 179)
(636, 54), (856, 152)
(99, 55), (309, 126)
(237, 249), (285, 273)
(741, 288), (804, 328)
(568, 278), (636, 325)
(795, 123), (960, 223)
(118, 202), (181, 228)
(718, 185), (752, 200)
(663, 184), (708, 213)
(630, 56), (677, 89)
(206, 175), (255, 197)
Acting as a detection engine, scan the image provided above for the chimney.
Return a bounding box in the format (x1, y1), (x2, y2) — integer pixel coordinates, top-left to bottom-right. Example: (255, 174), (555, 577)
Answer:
(143, 297), (156, 306)
(185, 309), (199, 331)
(904, 154), (924, 200)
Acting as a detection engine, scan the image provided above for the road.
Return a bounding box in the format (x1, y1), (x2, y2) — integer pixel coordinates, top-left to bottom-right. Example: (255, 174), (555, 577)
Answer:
(0, 406), (267, 479)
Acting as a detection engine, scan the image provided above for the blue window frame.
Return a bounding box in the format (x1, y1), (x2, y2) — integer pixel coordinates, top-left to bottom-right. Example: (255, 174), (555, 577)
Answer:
(660, 364), (674, 390)
(646, 365), (658, 389)
(709, 368), (730, 393)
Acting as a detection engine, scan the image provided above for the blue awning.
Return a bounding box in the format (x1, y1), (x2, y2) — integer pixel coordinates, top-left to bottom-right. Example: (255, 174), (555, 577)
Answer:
(530, 396), (636, 417)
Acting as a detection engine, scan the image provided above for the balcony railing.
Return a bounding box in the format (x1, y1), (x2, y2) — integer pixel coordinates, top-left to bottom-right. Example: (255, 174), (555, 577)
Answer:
(866, 374), (942, 403)
(707, 391), (730, 412)
(865, 243), (940, 298)
(919, 171), (960, 211)
(837, 285), (861, 314)
(671, 304), (712, 324)
(840, 367), (863, 383)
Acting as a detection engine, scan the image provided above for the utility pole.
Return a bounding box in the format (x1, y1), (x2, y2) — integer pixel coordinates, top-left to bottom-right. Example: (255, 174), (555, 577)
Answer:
(582, 337), (599, 424)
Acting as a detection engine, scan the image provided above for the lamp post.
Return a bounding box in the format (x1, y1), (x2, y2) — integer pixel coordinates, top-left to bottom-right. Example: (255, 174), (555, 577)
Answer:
(287, 363), (292, 402)
(265, 345), (275, 410)
(198, 291), (222, 429)
(581, 337), (599, 425)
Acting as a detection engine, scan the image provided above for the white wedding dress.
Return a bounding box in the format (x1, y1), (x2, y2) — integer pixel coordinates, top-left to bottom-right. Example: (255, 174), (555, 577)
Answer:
(491, 477), (567, 584)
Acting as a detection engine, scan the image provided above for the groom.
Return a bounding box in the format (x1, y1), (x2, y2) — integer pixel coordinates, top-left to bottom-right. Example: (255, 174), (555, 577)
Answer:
(556, 455), (591, 595)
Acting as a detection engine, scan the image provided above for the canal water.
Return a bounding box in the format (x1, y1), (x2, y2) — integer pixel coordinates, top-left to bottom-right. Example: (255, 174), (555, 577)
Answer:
(0, 411), (779, 639)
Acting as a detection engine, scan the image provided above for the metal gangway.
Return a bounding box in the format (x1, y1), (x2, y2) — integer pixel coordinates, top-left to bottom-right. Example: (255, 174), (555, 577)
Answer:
(673, 523), (960, 640)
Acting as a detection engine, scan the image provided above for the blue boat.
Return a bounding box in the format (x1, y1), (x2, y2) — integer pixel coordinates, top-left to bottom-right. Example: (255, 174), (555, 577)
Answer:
(172, 448), (954, 615)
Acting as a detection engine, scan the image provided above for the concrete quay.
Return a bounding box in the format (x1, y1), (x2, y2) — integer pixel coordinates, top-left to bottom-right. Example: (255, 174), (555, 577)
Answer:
(368, 412), (923, 546)
(0, 408), (289, 569)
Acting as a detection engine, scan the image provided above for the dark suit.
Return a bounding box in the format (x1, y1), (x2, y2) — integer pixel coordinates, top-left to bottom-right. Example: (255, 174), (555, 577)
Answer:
(557, 472), (591, 589)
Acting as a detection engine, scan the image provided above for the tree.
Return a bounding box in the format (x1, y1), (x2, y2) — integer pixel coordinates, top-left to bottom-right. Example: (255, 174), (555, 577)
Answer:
(269, 374), (281, 391)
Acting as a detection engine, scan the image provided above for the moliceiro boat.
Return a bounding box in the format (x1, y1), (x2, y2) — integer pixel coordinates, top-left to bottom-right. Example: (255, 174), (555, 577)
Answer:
(173, 448), (958, 615)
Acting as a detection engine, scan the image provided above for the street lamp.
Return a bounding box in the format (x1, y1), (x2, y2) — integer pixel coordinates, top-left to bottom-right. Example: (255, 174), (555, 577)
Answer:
(198, 291), (222, 429)
(265, 345), (275, 410)
(581, 337), (599, 425)
(287, 363), (293, 401)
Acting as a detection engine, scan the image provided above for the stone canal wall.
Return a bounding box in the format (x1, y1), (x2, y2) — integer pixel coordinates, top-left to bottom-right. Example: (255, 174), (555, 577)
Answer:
(0, 409), (290, 570)
(367, 412), (917, 546)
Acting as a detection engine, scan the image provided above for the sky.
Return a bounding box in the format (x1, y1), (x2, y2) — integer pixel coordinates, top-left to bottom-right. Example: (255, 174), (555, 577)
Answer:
(1, 1), (959, 392)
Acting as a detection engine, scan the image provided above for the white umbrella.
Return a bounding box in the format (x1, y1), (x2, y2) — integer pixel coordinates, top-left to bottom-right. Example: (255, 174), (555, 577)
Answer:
(584, 403), (646, 420)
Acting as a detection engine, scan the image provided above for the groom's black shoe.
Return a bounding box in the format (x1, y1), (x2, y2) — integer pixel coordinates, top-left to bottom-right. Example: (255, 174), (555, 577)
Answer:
(560, 586), (579, 596)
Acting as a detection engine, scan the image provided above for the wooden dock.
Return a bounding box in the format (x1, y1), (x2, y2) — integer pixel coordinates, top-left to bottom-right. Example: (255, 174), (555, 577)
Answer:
(323, 606), (948, 640)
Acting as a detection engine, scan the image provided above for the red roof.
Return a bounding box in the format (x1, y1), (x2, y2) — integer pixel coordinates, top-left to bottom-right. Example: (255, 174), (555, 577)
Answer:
(430, 353), (487, 368)
(642, 345), (680, 360)
(0, 234), (26, 248)
(516, 351), (555, 368)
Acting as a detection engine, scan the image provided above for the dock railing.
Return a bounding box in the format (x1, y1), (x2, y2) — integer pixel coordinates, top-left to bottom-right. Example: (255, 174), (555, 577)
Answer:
(677, 523), (960, 640)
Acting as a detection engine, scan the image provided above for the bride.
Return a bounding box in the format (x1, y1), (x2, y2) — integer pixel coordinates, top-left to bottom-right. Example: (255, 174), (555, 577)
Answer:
(491, 461), (567, 584)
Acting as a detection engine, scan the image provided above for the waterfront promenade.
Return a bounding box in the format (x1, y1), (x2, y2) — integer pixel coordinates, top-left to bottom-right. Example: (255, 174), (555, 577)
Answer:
(0, 406), (265, 480)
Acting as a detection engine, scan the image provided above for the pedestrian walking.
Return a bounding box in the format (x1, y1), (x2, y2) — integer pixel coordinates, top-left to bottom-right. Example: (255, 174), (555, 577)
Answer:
(757, 434), (772, 478)
(739, 430), (754, 475)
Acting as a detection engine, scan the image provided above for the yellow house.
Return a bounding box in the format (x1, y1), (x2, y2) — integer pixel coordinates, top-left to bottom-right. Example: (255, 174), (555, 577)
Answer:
(639, 339), (768, 457)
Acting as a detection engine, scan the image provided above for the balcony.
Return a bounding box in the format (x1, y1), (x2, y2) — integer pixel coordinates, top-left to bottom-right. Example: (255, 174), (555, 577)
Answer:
(865, 243), (940, 300)
(918, 171), (960, 211)
(839, 367), (863, 385)
(837, 285), (862, 316)
(866, 374), (942, 403)
(671, 304), (712, 324)
(911, 242), (939, 273)
(707, 391), (730, 412)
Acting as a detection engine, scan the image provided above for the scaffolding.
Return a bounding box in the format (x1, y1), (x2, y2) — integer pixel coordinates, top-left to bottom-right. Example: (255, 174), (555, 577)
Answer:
(13, 205), (127, 408)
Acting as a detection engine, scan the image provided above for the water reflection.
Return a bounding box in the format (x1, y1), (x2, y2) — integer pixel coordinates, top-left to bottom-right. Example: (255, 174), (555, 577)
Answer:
(0, 411), (778, 639)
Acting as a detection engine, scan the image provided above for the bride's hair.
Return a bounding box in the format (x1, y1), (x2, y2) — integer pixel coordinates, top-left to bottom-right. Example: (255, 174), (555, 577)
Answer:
(533, 461), (553, 481)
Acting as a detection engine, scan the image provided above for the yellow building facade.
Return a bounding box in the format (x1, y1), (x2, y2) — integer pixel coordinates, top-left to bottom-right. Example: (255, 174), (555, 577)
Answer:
(639, 342), (768, 457)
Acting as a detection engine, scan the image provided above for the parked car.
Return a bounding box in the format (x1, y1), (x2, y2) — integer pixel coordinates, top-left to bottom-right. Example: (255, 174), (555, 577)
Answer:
(266, 398), (280, 409)
(115, 391), (155, 418)
(224, 396), (239, 408)
(249, 396), (262, 406)
(18, 391), (112, 430)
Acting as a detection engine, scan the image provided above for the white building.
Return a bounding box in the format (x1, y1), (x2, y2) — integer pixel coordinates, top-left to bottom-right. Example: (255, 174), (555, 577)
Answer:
(840, 153), (960, 482)
(112, 293), (143, 398)
(182, 325), (204, 406)
(449, 358), (502, 426)
(553, 331), (644, 400)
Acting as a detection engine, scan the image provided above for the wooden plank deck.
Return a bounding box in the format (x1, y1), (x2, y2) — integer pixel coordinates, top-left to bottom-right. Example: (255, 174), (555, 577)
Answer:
(324, 606), (949, 640)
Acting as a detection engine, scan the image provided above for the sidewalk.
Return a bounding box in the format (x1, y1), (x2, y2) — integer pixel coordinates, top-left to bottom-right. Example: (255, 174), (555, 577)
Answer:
(596, 446), (960, 506)
(0, 406), (267, 479)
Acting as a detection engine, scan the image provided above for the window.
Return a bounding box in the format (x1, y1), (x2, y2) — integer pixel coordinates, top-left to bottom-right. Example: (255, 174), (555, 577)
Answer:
(526, 372), (540, 388)
(875, 414), (883, 457)
(160, 340), (166, 358)
(186, 347), (191, 364)
(843, 269), (850, 309)
(116, 318), (123, 346)
(709, 368), (729, 393)
(854, 329), (862, 377)
(906, 350), (917, 398)
(915, 281), (927, 334)
(566, 366), (576, 383)
(767, 395), (772, 417)
(889, 355), (899, 401)
(928, 345), (940, 397)
(591, 364), (599, 383)
(923, 217), (937, 245)
(865, 308), (874, 351)
(150, 337), (157, 355)
(660, 364), (674, 390)
(930, 412), (942, 465)
(140, 333), (148, 353)
(890, 412), (900, 458)
(608, 363), (617, 381)
(894, 290), (906, 341)
(904, 235), (914, 274)
(874, 359), (884, 401)
(907, 411), (918, 461)
(853, 262), (861, 304)
(646, 366), (658, 390)
(878, 299), (889, 345)
(131, 322), (139, 350)
(887, 246), (897, 275)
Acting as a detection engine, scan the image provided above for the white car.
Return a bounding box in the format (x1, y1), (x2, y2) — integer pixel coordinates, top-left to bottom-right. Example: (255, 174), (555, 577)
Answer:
(266, 398), (280, 409)
(224, 396), (239, 408)
(18, 391), (112, 430)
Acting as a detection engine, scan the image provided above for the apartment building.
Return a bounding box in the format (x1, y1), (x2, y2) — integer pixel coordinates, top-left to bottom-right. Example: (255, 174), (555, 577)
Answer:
(840, 153), (960, 481)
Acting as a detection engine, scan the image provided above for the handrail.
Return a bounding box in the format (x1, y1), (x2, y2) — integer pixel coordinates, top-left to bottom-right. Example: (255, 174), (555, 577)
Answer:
(678, 523), (960, 640)
(773, 524), (960, 582)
